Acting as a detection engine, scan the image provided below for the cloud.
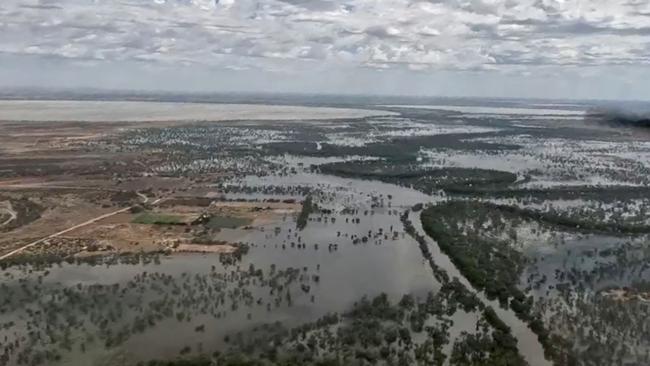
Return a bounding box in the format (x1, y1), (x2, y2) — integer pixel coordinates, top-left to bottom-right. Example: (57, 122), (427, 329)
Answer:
(1, 0), (650, 97)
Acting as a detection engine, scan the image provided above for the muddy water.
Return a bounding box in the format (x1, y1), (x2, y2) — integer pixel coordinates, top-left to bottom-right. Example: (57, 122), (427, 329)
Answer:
(235, 171), (433, 209)
(522, 233), (650, 294)
(1, 170), (551, 366)
(1, 174), (437, 365)
(3, 237), (435, 364)
(234, 171), (551, 365)
(235, 171), (551, 365)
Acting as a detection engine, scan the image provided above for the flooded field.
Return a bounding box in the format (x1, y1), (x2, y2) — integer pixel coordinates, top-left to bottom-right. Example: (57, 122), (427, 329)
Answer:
(1, 97), (650, 365)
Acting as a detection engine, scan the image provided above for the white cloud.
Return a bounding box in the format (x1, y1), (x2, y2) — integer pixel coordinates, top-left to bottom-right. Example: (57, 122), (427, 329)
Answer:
(3, 0), (649, 69)
(1, 0), (650, 98)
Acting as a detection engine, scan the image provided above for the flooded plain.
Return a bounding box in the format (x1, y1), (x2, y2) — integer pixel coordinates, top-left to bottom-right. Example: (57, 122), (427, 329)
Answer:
(2, 98), (650, 366)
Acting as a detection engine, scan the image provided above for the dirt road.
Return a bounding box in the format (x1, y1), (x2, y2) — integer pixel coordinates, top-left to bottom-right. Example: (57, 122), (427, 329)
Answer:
(0, 206), (132, 261)
(0, 192), (153, 261)
(0, 201), (17, 227)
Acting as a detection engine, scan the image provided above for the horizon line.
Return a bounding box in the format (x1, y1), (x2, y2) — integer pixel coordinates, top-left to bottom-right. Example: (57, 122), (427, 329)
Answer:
(0, 86), (649, 104)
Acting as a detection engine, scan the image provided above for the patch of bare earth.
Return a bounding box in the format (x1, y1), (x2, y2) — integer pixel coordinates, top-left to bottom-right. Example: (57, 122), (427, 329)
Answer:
(173, 243), (236, 254)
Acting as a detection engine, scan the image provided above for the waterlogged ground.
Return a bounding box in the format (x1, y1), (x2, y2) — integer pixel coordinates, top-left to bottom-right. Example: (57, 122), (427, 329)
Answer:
(2, 98), (650, 366)
(0, 173), (447, 366)
(2, 233), (433, 365)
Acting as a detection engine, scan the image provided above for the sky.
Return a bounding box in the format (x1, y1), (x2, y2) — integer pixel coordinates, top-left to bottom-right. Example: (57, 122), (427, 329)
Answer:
(1, 0), (650, 100)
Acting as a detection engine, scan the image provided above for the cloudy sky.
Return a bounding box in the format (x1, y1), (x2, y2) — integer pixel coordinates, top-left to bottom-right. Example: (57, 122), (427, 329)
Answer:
(1, 0), (650, 100)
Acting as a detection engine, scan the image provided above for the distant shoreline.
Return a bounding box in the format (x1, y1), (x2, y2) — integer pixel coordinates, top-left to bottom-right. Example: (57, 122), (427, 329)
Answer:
(0, 100), (398, 123)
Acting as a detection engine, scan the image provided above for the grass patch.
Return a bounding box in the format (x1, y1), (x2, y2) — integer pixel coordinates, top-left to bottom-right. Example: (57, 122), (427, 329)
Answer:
(206, 216), (252, 230)
(133, 212), (184, 225)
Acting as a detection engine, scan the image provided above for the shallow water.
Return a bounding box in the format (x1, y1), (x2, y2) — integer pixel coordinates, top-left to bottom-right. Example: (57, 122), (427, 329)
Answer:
(522, 233), (650, 293)
(0, 172), (441, 366)
(2, 167), (558, 365)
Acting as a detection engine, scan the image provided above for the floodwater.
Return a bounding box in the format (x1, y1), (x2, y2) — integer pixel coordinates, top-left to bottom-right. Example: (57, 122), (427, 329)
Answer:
(0, 172), (439, 366)
(1, 163), (555, 366)
(229, 170), (552, 365)
(407, 211), (552, 366)
(522, 233), (650, 293)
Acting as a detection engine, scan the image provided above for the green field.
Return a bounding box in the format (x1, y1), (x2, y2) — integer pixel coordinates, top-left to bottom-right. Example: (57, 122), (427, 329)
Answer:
(206, 216), (252, 229)
(133, 212), (184, 225)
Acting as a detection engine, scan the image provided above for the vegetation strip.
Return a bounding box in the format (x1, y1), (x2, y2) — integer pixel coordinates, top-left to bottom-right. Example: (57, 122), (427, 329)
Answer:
(420, 201), (575, 364)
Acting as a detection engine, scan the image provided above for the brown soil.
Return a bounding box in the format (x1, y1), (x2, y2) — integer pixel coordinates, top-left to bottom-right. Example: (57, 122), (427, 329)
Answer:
(0, 118), (295, 261)
(65, 221), (185, 251)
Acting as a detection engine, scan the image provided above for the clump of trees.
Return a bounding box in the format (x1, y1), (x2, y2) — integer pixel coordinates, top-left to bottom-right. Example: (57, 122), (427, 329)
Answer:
(296, 195), (316, 230)
(320, 160), (518, 195)
(141, 291), (526, 366)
